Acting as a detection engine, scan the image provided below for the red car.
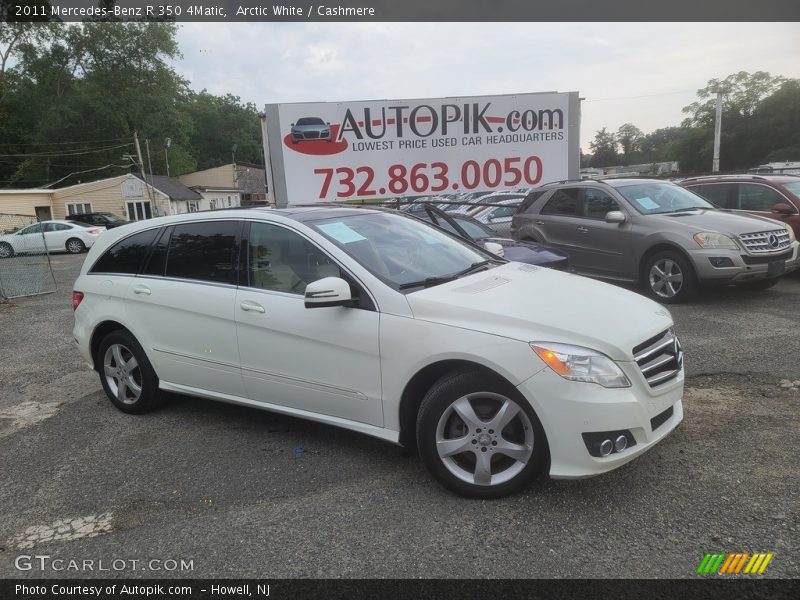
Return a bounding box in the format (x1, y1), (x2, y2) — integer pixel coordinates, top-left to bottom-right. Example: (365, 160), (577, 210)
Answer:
(681, 175), (800, 239)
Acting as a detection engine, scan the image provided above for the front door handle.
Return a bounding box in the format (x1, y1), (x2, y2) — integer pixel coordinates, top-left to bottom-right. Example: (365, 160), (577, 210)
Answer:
(535, 220), (545, 226)
(577, 226), (589, 233)
(132, 285), (151, 295)
(240, 300), (266, 314)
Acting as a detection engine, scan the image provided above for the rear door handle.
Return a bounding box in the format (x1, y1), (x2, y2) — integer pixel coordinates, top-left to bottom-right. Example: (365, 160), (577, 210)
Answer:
(535, 220), (545, 226)
(132, 285), (151, 296)
(240, 300), (265, 314)
(577, 226), (589, 233)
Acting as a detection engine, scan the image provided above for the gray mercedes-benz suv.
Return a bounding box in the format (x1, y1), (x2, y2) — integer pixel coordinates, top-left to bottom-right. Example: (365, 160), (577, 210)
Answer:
(511, 178), (799, 303)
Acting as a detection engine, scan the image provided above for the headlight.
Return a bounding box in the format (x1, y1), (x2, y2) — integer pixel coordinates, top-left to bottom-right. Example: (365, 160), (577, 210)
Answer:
(693, 232), (738, 249)
(531, 343), (631, 388)
(786, 225), (796, 243)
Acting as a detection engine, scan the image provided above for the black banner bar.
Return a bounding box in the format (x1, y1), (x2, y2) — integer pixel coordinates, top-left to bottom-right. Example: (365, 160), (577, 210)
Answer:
(3, 579), (800, 600)
(3, 0), (800, 22)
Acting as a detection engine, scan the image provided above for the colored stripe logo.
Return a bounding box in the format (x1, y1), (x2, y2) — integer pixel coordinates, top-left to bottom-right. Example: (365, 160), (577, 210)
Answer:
(696, 552), (774, 575)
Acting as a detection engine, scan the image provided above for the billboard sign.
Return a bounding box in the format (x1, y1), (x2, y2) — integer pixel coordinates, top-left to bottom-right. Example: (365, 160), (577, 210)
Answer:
(264, 92), (580, 206)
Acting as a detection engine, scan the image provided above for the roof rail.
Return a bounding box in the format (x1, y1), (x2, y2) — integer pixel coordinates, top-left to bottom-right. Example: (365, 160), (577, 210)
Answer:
(539, 178), (616, 187)
(681, 174), (771, 183)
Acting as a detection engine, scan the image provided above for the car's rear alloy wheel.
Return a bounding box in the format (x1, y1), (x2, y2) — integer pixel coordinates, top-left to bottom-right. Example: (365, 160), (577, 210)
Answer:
(644, 251), (697, 304)
(0, 242), (14, 258)
(66, 238), (86, 254)
(417, 370), (547, 498)
(98, 330), (164, 414)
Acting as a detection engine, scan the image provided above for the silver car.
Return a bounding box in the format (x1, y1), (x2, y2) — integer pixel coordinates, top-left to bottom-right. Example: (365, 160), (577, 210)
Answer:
(511, 178), (800, 303)
(290, 117), (331, 143)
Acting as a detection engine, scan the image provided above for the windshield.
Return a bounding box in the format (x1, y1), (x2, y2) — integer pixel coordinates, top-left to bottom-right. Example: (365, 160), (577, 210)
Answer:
(783, 182), (800, 198)
(309, 212), (495, 290)
(616, 182), (714, 214)
(100, 213), (126, 222)
(296, 117), (324, 126)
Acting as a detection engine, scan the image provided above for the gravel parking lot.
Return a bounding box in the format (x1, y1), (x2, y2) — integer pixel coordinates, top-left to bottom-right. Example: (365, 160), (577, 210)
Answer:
(1, 253), (798, 578)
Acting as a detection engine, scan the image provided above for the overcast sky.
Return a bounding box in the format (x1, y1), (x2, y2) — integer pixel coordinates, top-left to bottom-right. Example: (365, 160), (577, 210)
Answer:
(174, 22), (800, 151)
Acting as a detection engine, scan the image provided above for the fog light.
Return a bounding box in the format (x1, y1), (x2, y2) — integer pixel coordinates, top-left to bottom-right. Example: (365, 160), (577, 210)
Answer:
(708, 257), (734, 268)
(599, 439), (613, 456)
(614, 435), (628, 452)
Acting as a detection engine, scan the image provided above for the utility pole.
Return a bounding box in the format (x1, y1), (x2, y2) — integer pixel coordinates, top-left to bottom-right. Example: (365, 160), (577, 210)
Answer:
(164, 137), (171, 177)
(712, 89), (726, 173)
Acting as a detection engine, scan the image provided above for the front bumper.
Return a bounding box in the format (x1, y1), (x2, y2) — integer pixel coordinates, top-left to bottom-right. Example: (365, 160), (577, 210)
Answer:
(691, 241), (799, 284)
(517, 363), (684, 479)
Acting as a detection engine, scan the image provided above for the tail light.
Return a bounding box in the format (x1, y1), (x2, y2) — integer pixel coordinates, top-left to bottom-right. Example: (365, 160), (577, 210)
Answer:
(72, 291), (84, 311)
(87, 228), (101, 235)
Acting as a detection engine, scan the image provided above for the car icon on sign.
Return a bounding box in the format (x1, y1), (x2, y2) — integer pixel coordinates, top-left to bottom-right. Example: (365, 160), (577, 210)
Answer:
(290, 117), (332, 143)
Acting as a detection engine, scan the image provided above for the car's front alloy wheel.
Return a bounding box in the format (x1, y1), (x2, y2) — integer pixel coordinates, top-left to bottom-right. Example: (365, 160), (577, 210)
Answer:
(0, 242), (14, 258)
(417, 370), (547, 498)
(644, 251), (697, 304)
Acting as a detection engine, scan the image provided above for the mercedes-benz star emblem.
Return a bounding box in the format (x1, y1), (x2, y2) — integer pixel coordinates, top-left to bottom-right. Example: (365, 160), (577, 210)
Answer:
(768, 234), (780, 248)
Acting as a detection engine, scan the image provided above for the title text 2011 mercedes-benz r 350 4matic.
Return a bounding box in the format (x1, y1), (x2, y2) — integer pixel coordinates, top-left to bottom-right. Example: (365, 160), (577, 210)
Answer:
(72, 207), (683, 498)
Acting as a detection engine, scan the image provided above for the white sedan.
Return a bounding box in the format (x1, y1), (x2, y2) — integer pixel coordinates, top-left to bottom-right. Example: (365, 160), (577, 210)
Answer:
(0, 219), (106, 258)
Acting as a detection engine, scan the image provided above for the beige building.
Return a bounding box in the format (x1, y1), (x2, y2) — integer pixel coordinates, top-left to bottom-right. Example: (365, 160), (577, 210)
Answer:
(0, 174), (201, 221)
(179, 163), (268, 209)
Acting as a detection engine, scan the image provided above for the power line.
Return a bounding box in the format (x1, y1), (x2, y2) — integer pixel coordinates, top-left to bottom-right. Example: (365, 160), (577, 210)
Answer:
(0, 143), (133, 158)
(43, 163), (130, 188)
(583, 89), (697, 103)
(0, 137), (133, 147)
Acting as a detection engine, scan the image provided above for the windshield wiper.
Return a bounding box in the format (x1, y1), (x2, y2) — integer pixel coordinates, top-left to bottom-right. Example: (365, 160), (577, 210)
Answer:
(399, 260), (491, 290)
(663, 206), (705, 214)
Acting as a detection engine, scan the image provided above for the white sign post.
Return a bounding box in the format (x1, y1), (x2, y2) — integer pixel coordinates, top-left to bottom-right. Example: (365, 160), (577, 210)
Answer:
(264, 92), (580, 207)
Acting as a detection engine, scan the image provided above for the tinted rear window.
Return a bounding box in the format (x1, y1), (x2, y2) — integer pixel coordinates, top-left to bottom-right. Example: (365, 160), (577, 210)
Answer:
(90, 228), (159, 275)
(542, 189), (580, 216)
(164, 221), (239, 284)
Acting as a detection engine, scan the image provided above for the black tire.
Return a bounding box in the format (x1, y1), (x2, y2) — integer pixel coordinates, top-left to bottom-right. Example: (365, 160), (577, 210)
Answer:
(416, 369), (548, 499)
(66, 238), (86, 254)
(97, 330), (164, 414)
(0, 242), (14, 259)
(642, 250), (698, 304)
(736, 278), (781, 291)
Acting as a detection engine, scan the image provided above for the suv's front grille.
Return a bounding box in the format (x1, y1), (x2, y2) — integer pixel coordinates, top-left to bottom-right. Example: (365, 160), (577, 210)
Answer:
(738, 229), (791, 254)
(633, 329), (683, 388)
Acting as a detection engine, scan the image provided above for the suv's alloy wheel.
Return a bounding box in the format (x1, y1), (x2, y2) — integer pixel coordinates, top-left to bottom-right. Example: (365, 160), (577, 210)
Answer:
(644, 251), (697, 304)
(98, 330), (164, 414)
(417, 370), (547, 498)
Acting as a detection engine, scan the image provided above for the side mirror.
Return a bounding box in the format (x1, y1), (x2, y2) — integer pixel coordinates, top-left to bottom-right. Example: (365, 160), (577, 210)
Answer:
(771, 202), (794, 215)
(304, 277), (352, 309)
(483, 241), (505, 257)
(605, 211), (626, 224)
(290, 123), (295, 127)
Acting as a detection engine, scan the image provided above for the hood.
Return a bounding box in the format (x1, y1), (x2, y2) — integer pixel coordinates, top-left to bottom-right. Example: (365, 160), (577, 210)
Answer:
(647, 209), (786, 236)
(405, 263), (673, 361)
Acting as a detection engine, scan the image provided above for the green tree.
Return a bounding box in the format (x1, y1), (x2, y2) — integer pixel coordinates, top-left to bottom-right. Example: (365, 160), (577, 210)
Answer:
(682, 71), (786, 128)
(180, 91), (262, 173)
(616, 123), (643, 165)
(589, 128), (618, 168)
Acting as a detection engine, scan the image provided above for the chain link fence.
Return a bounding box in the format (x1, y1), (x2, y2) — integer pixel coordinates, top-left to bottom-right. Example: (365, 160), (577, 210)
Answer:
(0, 214), (57, 300)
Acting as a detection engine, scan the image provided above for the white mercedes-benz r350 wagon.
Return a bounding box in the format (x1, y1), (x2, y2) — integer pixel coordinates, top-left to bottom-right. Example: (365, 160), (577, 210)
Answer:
(72, 206), (683, 498)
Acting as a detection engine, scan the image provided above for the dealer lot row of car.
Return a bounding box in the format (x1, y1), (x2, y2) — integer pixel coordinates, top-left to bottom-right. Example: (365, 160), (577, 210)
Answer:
(2, 174), (798, 499)
(53, 175), (796, 498)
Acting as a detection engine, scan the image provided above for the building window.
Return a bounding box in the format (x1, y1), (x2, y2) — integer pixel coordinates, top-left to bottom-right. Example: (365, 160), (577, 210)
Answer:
(209, 199), (217, 210)
(66, 202), (92, 216)
(188, 201), (198, 213)
(126, 201), (153, 221)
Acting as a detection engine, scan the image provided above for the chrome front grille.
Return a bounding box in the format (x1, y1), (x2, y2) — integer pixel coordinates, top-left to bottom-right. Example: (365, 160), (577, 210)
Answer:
(738, 229), (791, 254)
(633, 329), (683, 388)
